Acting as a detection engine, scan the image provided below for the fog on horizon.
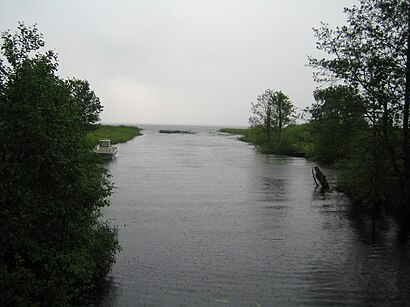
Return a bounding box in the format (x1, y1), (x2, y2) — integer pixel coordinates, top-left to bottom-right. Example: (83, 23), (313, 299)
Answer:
(0, 0), (358, 126)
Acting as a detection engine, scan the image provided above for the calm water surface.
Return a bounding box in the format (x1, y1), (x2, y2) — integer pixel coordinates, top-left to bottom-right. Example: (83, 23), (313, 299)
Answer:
(100, 125), (410, 306)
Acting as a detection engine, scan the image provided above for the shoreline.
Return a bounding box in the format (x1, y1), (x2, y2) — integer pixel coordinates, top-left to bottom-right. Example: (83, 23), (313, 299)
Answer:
(85, 124), (142, 146)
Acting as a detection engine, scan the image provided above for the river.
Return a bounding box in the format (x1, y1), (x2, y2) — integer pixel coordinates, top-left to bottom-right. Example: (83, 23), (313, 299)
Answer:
(99, 125), (410, 306)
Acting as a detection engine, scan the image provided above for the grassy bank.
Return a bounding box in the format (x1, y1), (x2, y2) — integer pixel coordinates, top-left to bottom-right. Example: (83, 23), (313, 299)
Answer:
(85, 125), (141, 146)
(219, 128), (254, 143)
(219, 124), (314, 157)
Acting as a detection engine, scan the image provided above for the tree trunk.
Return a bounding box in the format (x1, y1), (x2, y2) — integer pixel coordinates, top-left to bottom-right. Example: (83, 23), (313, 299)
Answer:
(278, 99), (282, 143)
(372, 101), (380, 208)
(266, 107), (271, 143)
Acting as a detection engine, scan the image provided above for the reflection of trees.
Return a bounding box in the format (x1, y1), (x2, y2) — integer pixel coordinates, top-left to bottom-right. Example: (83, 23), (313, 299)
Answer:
(299, 205), (410, 305)
(345, 212), (410, 304)
(250, 154), (294, 203)
(248, 152), (410, 304)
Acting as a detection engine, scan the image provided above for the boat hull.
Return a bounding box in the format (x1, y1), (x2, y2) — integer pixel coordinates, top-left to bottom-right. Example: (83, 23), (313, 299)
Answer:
(95, 146), (118, 159)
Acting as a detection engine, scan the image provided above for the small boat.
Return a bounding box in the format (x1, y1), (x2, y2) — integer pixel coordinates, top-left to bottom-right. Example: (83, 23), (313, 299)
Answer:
(95, 139), (118, 159)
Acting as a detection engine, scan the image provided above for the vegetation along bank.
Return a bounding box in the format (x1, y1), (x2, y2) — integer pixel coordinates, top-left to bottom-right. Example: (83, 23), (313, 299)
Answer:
(222, 0), (410, 214)
(0, 24), (121, 306)
(85, 124), (141, 147)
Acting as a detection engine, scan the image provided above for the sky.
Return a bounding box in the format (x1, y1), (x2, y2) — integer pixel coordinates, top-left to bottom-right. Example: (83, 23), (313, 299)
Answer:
(0, 0), (358, 126)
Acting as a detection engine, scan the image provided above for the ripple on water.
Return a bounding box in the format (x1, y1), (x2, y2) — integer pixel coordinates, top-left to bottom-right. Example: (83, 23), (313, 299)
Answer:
(100, 126), (410, 306)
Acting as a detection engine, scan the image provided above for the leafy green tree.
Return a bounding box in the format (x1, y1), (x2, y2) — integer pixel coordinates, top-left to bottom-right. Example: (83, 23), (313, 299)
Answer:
(0, 23), (119, 306)
(309, 0), (410, 208)
(309, 85), (367, 164)
(249, 89), (274, 143)
(272, 90), (295, 142)
(66, 78), (103, 132)
(249, 89), (294, 144)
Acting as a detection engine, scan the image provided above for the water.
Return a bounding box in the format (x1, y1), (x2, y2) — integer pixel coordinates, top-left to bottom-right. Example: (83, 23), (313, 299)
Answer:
(100, 125), (410, 306)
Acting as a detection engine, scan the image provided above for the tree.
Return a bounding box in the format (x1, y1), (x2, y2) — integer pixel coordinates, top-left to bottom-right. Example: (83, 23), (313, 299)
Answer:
(0, 23), (119, 305)
(310, 85), (367, 164)
(309, 0), (410, 209)
(272, 90), (294, 142)
(66, 78), (103, 132)
(249, 89), (294, 144)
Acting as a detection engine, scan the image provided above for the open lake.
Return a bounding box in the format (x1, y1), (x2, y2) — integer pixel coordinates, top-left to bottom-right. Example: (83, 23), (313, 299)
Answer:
(100, 125), (410, 306)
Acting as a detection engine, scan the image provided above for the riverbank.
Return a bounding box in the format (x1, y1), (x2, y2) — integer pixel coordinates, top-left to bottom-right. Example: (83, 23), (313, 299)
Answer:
(219, 128), (253, 143)
(219, 124), (314, 157)
(85, 125), (142, 147)
(100, 125), (410, 306)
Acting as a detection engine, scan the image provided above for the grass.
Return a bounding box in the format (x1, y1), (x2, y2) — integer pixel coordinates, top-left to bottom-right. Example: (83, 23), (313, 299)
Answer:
(219, 128), (248, 135)
(220, 124), (314, 157)
(85, 125), (141, 147)
(218, 128), (256, 143)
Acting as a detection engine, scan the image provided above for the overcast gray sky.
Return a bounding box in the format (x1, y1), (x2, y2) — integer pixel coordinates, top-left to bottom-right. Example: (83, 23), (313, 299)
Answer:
(0, 0), (357, 126)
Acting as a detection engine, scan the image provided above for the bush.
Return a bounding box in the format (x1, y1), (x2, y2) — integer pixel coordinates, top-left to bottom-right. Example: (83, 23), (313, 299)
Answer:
(220, 124), (314, 156)
(0, 23), (120, 306)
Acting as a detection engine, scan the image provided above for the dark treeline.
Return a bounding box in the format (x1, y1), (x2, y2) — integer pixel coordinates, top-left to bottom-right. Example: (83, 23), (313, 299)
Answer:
(0, 24), (120, 305)
(226, 0), (410, 213)
(308, 0), (410, 212)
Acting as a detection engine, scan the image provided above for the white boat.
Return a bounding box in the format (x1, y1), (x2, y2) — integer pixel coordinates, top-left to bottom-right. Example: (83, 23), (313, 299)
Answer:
(95, 139), (118, 159)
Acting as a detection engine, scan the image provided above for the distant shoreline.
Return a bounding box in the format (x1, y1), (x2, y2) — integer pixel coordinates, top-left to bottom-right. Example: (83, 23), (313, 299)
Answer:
(159, 129), (195, 134)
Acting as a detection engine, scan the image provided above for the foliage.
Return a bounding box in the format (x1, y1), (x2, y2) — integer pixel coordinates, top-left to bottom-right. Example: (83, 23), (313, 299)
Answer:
(244, 89), (312, 155)
(85, 124), (141, 147)
(335, 129), (404, 207)
(309, 0), (408, 122)
(279, 124), (314, 155)
(0, 23), (120, 306)
(66, 78), (103, 132)
(308, 85), (368, 164)
(249, 89), (295, 143)
(219, 128), (257, 143)
(308, 0), (410, 209)
(220, 124), (314, 156)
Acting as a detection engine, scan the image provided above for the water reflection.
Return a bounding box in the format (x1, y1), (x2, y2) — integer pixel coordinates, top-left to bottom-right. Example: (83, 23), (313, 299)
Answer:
(99, 125), (410, 306)
(259, 177), (287, 202)
(397, 217), (410, 245)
